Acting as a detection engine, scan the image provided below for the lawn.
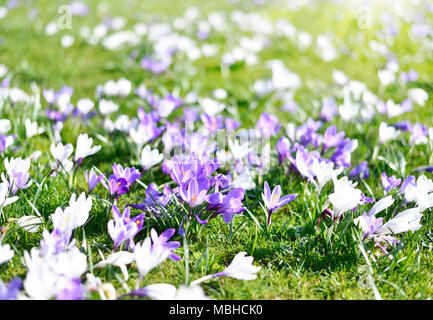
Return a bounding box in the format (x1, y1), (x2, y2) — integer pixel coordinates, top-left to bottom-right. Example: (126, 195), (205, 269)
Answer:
(0, 0), (432, 300)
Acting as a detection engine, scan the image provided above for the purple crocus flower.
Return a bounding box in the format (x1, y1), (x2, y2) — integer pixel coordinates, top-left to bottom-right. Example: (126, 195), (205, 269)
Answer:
(0, 278), (21, 300)
(40, 228), (73, 256)
(108, 205), (145, 250)
(320, 98), (338, 122)
(56, 278), (85, 300)
(409, 122), (428, 145)
(179, 178), (210, 208)
(381, 172), (401, 193)
(225, 118), (241, 132)
(206, 188), (246, 223)
(201, 114), (224, 133)
(150, 228), (181, 261)
(102, 163), (141, 198)
(262, 181), (296, 228)
(129, 183), (172, 212)
(322, 125), (346, 152)
(330, 138), (358, 167)
(276, 136), (291, 165)
(257, 112), (281, 138)
(391, 120), (412, 132)
(398, 175), (416, 194)
(84, 168), (103, 193)
(155, 94), (182, 118)
(349, 161), (370, 180)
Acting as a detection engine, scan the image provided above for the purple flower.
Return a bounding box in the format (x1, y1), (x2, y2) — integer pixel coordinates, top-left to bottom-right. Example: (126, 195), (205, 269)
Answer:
(320, 98), (337, 122)
(225, 118), (241, 132)
(129, 183), (172, 212)
(257, 113), (281, 138)
(398, 175), (416, 194)
(0, 278), (21, 300)
(40, 228), (72, 256)
(180, 178), (210, 208)
(155, 94), (182, 118)
(381, 172), (401, 193)
(276, 136), (291, 165)
(349, 161), (369, 179)
(206, 188), (246, 223)
(322, 125), (346, 152)
(84, 168), (103, 193)
(56, 278), (85, 300)
(262, 181), (296, 228)
(330, 138), (358, 167)
(108, 205), (145, 250)
(150, 228), (181, 261)
(201, 114), (224, 133)
(102, 163), (141, 198)
(391, 120), (412, 132)
(409, 122), (428, 145)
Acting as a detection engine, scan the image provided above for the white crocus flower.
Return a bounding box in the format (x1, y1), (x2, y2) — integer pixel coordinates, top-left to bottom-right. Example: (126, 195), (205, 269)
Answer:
(17, 215), (43, 233)
(51, 193), (92, 232)
(404, 175), (433, 211)
(99, 99), (118, 116)
(379, 122), (400, 144)
(0, 182), (18, 209)
(25, 119), (44, 139)
(408, 88), (428, 107)
(375, 208), (423, 235)
(0, 119), (11, 135)
(140, 145), (163, 171)
(191, 252), (261, 286)
(133, 237), (170, 278)
(74, 133), (101, 161)
(94, 251), (135, 280)
(0, 243), (14, 265)
(368, 196), (394, 216)
(329, 176), (362, 219)
(77, 98), (95, 115)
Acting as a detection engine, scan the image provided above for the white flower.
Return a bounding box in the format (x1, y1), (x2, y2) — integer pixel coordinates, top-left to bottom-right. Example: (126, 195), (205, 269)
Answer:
(99, 99), (118, 116)
(17, 215), (43, 233)
(375, 208), (423, 235)
(219, 252), (261, 280)
(232, 169), (256, 190)
(378, 69), (396, 86)
(174, 285), (210, 300)
(404, 175), (433, 211)
(0, 182), (18, 209)
(116, 78), (131, 97)
(94, 251), (134, 280)
(142, 283), (210, 300)
(0, 243), (14, 265)
(133, 237), (170, 278)
(329, 176), (362, 219)
(50, 142), (73, 162)
(408, 88), (428, 106)
(51, 192), (92, 232)
(379, 122), (400, 144)
(74, 133), (101, 161)
(200, 97), (225, 117)
(25, 119), (44, 139)
(77, 98), (95, 114)
(130, 124), (154, 148)
(309, 159), (343, 194)
(61, 35), (74, 48)
(140, 145), (163, 171)
(0, 119), (11, 134)
(368, 196), (394, 216)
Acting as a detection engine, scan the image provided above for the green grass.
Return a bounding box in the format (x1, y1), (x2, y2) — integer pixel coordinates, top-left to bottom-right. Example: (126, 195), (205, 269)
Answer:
(0, 0), (433, 299)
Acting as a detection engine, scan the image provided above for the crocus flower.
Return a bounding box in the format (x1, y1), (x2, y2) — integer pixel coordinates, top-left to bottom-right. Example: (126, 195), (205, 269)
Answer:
(379, 122), (400, 144)
(74, 133), (101, 161)
(102, 163), (141, 198)
(140, 145), (163, 171)
(0, 243), (14, 265)
(349, 161), (369, 180)
(84, 168), (103, 193)
(381, 172), (401, 193)
(25, 118), (44, 139)
(133, 237), (170, 278)
(256, 112), (281, 138)
(206, 188), (246, 223)
(190, 252), (261, 286)
(94, 251), (135, 280)
(276, 136), (291, 165)
(107, 205), (144, 250)
(262, 181), (296, 228)
(150, 228), (181, 261)
(322, 125), (345, 151)
(329, 176), (362, 219)
(0, 278), (21, 300)
(3, 157), (32, 194)
(56, 278), (85, 300)
(0, 182), (19, 210)
(180, 178), (210, 208)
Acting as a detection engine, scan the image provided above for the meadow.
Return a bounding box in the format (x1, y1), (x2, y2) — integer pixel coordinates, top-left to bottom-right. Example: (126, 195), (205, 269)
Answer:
(0, 0), (432, 300)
